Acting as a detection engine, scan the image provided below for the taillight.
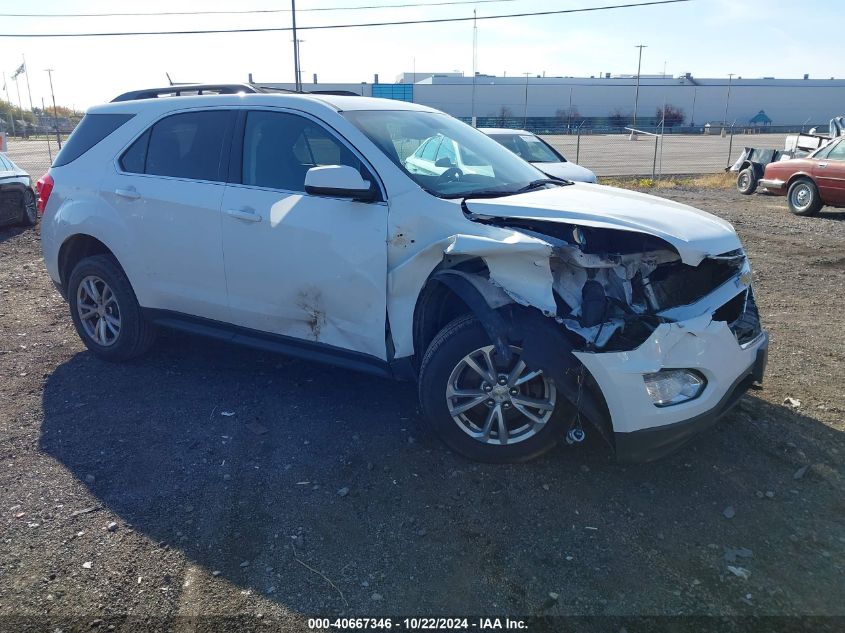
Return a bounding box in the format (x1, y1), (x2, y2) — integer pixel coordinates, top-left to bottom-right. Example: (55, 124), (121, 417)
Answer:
(36, 172), (54, 215)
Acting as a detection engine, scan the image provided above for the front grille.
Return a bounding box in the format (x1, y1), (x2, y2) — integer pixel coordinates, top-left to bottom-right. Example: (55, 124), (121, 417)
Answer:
(649, 251), (746, 309)
(714, 288), (762, 345)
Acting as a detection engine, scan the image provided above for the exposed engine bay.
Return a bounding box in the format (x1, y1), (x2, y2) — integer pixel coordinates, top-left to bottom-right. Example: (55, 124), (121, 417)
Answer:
(462, 216), (756, 353)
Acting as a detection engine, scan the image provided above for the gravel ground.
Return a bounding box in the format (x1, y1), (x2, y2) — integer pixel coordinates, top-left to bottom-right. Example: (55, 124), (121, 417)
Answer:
(0, 188), (843, 632)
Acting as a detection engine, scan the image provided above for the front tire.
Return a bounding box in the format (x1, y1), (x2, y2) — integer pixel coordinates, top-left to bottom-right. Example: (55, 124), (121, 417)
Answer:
(67, 254), (156, 361)
(787, 177), (822, 216)
(418, 315), (571, 463)
(20, 189), (37, 226)
(736, 167), (757, 195)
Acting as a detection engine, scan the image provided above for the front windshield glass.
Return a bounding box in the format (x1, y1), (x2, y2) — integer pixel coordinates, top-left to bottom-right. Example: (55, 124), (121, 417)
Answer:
(343, 110), (548, 198)
(489, 133), (564, 163)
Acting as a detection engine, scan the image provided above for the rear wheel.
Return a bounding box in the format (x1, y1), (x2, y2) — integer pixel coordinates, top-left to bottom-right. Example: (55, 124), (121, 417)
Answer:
(418, 315), (572, 463)
(20, 189), (37, 226)
(68, 254), (156, 361)
(787, 178), (822, 216)
(736, 168), (757, 195)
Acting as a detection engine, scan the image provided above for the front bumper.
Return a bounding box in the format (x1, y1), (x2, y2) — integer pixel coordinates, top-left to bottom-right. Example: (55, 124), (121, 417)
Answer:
(613, 336), (767, 462)
(574, 270), (768, 462)
(758, 178), (786, 193)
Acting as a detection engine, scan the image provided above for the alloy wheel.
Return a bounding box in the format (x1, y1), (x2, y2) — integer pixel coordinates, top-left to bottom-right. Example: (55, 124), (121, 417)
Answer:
(445, 345), (556, 446)
(76, 275), (121, 346)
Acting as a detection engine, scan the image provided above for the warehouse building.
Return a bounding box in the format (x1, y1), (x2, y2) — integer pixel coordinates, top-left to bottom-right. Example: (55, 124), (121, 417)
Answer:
(264, 72), (845, 131)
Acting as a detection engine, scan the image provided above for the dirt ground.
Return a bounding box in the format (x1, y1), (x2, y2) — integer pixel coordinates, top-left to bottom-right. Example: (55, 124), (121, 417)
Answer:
(0, 187), (843, 632)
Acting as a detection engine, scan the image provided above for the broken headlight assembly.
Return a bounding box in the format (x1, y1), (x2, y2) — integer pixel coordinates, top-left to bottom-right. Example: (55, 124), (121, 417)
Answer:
(643, 369), (706, 407)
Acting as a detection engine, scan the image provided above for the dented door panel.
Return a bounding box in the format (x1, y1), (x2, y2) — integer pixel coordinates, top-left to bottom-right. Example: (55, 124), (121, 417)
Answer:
(221, 185), (389, 359)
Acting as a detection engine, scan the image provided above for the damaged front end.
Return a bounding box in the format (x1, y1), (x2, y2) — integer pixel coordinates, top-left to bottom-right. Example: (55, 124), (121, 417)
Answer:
(422, 210), (767, 461)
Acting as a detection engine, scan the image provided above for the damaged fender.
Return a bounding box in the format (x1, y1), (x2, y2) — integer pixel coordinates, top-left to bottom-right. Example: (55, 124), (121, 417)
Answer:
(388, 228), (555, 358)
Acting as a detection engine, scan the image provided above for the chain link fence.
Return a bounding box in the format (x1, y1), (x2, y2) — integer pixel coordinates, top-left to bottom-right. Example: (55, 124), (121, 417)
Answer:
(3, 128), (793, 182)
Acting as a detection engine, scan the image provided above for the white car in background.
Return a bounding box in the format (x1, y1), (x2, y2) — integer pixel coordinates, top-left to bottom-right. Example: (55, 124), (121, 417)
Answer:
(481, 128), (597, 183)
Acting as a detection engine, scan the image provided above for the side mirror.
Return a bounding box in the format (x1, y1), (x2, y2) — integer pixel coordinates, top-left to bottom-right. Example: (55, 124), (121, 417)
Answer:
(304, 165), (376, 201)
(435, 157), (454, 168)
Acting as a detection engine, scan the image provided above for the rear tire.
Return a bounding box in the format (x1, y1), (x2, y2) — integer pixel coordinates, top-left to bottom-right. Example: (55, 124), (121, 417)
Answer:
(67, 254), (156, 362)
(787, 177), (822, 216)
(418, 314), (571, 463)
(20, 189), (37, 226)
(736, 168), (757, 195)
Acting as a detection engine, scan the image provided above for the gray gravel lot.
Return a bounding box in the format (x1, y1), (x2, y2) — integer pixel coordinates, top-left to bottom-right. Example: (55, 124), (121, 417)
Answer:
(0, 186), (844, 632)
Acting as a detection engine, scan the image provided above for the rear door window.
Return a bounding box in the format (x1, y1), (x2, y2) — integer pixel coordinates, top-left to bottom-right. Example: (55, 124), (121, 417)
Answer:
(54, 113), (135, 167)
(120, 110), (233, 182)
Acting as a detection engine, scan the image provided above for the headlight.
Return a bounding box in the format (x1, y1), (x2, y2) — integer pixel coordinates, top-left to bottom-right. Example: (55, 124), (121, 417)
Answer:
(643, 369), (706, 407)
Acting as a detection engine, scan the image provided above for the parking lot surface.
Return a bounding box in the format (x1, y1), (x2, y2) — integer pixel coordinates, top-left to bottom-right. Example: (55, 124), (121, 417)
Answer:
(1, 186), (843, 631)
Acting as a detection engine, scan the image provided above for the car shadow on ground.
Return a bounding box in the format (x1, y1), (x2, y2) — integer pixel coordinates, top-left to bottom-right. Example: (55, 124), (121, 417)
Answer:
(39, 332), (844, 616)
(0, 225), (31, 244)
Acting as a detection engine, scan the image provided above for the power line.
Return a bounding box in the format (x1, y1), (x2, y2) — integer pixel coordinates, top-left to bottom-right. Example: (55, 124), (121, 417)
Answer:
(1, 0), (523, 18)
(0, 0), (691, 37)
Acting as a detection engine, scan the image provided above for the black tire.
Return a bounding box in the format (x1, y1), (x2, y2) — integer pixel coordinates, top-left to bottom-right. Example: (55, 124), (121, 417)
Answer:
(736, 167), (757, 195)
(787, 177), (822, 216)
(418, 314), (571, 463)
(67, 254), (156, 361)
(20, 188), (38, 226)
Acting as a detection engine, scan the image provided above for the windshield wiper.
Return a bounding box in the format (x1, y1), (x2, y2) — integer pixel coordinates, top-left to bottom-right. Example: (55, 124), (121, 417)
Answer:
(513, 178), (572, 193)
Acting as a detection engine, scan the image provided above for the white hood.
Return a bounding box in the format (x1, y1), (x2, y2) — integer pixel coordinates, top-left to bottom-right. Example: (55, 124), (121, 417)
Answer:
(533, 161), (597, 183)
(464, 183), (741, 265)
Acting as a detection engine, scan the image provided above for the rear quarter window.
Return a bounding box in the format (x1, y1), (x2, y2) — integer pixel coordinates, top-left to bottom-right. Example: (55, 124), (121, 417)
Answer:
(53, 113), (135, 167)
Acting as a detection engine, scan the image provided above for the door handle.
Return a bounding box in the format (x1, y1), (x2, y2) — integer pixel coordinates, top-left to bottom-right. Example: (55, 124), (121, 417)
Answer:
(226, 207), (262, 223)
(115, 187), (140, 200)
(818, 163), (828, 168)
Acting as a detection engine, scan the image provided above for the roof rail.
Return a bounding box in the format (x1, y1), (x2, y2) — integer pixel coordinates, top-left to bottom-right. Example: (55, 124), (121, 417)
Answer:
(110, 83), (297, 103)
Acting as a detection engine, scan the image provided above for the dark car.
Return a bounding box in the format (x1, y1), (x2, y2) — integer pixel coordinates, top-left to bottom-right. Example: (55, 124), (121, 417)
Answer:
(0, 152), (37, 227)
(759, 139), (845, 215)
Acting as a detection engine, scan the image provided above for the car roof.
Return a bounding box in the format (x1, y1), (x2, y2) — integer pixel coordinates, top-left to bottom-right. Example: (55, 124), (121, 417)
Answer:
(479, 128), (532, 135)
(88, 92), (439, 116)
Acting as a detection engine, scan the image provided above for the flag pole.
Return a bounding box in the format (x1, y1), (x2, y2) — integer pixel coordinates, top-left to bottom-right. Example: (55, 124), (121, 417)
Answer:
(14, 76), (25, 137)
(23, 54), (34, 112)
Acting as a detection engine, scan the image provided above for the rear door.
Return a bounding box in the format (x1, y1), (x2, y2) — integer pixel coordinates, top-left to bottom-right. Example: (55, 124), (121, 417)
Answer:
(220, 108), (389, 359)
(102, 109), (235, 321)
(813, 140), (845, 205)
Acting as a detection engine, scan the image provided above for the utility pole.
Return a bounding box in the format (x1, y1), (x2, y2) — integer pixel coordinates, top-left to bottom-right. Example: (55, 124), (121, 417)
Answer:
(633, 44), (647, 129)
(292, 38), (304, 88)
(470, 9), (478, 127)
(723, 73), (735, 127)
(522, 72), (531, 128)
(45, 68), (61, 148)
(291, 0), (301, 91)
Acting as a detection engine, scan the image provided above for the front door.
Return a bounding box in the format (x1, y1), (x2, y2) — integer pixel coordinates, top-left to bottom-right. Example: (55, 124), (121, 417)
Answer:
(813, 140), (845, 205)
(220, 109), (388, 359)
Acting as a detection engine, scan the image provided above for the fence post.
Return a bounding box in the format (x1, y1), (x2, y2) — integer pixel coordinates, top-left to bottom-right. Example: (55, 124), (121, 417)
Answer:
(576, 127), (581, 164)
(652, 134), (658, 180)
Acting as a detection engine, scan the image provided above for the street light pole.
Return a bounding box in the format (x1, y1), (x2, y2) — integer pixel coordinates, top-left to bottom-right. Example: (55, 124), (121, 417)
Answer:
(633, 44), (647, 129)
(723, 73), (735, 127)
(291, 0), (301, 91)
(45, 68), (61, 148)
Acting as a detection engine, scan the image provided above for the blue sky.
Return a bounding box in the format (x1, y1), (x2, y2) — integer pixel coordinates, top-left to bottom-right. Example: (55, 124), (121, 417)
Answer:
(0, 0), (839, 109)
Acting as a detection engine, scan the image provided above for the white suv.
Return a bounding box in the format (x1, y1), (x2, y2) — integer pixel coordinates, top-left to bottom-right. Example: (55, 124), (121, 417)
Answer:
(38, 84), (768, 463)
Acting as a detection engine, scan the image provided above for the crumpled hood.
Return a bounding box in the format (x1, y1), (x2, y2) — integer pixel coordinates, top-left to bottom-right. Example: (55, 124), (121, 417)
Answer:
(533, 161), (597, 183)
(464, 183), (741, 265)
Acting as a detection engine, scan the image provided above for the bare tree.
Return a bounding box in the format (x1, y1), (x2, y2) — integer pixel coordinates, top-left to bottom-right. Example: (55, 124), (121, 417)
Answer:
(657, 104), (685, 127)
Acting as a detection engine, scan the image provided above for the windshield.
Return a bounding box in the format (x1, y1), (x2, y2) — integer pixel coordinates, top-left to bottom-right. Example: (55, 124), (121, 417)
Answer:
(489, 133), (565, 163)
(343, 110), (548, 198)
